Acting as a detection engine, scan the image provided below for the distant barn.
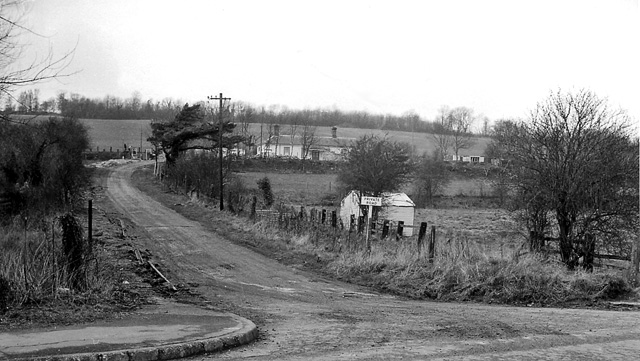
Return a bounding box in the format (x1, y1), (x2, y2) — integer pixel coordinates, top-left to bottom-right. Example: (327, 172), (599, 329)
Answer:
(339, 190), (416, 236)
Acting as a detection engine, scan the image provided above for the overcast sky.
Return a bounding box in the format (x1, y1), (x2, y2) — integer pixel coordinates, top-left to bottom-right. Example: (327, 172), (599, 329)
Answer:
(20, 0), (640, 122)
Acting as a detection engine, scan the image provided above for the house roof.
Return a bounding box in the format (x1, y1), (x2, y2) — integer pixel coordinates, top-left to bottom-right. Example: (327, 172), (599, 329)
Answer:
(261, 135), (354, 148)
(344, 190), (415, 207)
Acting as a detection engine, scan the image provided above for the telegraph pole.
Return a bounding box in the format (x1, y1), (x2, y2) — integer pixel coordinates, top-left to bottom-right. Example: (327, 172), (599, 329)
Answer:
(207, 93), (231, 211)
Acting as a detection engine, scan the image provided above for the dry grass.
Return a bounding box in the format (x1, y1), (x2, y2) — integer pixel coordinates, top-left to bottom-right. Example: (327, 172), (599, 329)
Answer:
(0, 218), (113, 308)
(415, 208), (522, 255)
(329, 238), (632, 305)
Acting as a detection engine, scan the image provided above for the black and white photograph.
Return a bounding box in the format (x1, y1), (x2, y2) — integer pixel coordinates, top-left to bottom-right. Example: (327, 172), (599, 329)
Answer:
(0, 1), (638, 360)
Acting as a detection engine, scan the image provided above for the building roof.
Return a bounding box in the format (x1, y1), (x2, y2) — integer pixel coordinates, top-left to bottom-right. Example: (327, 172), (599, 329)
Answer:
(344, 190), (415, 207)
(261, 135), (354, 148)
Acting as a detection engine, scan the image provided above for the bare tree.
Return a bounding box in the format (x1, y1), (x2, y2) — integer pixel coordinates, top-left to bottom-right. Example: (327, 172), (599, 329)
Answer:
(498, 89), (639, 270)
(480, 115), (490, 136)
(300, 121), (318, 162)
(414, 150), (451, 206)
(0, 1), (75, 114)
(287, 116), (299, 158)
(448, 106), (476, 160)
(232, 102), (253, 157)
(431, 105), (452, 160)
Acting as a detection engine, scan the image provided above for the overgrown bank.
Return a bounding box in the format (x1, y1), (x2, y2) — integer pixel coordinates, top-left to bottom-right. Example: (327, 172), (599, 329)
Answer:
(0, 168), (159, 330)
(132, 165), (637, 308)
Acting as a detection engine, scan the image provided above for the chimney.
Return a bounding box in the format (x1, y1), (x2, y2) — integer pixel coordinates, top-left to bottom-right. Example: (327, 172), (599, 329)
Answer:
(274, 124), (280, 136)
(331, 126), (337, 138)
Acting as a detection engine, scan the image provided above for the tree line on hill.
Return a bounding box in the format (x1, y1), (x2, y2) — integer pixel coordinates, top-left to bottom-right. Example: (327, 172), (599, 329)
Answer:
(4, 89), (491, 136)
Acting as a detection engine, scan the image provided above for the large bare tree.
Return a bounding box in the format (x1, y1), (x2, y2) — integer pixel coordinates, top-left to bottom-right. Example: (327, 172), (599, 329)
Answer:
(431, 106), (475, 160)
(448, 106), (476, 160)
(431, 105), (452, 160)
(300, 121), (318, 161)
(496, 89), (639, 270)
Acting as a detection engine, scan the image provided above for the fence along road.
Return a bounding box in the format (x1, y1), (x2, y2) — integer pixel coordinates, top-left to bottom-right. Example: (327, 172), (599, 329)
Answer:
(106, 161), (640, 360)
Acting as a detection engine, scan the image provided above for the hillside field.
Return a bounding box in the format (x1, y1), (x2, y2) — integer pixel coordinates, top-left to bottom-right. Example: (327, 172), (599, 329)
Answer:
(81, 118), (154, 151)
(80, 118), (490, 157)
(244, 123), (490, 157)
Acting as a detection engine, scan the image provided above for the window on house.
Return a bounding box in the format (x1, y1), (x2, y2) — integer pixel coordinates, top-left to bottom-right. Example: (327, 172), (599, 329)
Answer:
(284, 146), (290, 156)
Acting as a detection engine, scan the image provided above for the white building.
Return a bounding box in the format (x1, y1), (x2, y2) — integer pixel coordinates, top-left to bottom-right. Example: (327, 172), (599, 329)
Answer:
(447, 154), (486, 163)
(257, 126), (353, 161)
(339, 190), (416, 236)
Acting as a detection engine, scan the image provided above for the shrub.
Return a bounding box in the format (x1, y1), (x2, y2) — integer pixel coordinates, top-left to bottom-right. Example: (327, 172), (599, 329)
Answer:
(225, 176), (248, 214)
(0, 275), (13, 310)
(0, 116), (90, 218)
(257, 177), (274, 207)
(59, 213), (85, 290)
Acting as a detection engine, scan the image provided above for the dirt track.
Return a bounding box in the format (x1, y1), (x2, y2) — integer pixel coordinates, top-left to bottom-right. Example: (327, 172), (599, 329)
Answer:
(106, 162), (640, 360)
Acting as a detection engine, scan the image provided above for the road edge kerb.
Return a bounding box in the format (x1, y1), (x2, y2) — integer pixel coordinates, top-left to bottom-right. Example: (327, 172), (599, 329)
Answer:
(9, 315), (258, 361)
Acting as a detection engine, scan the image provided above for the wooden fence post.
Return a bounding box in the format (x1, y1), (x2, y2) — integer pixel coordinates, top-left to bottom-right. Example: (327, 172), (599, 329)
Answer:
(632, 235), (640, 286)
(184, 175), (188, 195)
(417, 222), (427, 255)
(87, 199), (93, 256)
(382, 220), (389, 238)
(428, 225), (436, 263)
(584, 234), (595, 272)
(396, 221), (404, 240)
(250, 196), (257, 220)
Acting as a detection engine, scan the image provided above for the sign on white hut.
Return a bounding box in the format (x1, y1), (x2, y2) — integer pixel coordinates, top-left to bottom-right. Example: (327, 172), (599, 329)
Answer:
(339, 190), (416, 236)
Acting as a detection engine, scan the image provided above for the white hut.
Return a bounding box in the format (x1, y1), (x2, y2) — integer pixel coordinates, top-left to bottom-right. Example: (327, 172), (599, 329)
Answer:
(339, 190), (416, 236)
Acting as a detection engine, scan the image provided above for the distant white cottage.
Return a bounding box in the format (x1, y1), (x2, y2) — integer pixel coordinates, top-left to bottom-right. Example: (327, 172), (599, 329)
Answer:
(339, 190), (416, 236)
(257, 126), (353, 161)
(446, 154), (486, 163)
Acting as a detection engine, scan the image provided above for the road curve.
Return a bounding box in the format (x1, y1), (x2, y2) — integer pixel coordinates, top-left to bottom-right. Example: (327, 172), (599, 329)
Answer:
(106, 162), (640, 360)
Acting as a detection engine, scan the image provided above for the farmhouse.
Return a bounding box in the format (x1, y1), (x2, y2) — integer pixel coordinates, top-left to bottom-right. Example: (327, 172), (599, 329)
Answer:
(257, 126), (353, 161)
(340, 190), (416, 236)
(446, 154), (486, 163)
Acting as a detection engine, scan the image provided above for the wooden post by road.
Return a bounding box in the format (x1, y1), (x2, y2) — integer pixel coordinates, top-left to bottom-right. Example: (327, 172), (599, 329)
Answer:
(87, 199), (93, 255)
(396, 221), (404, 240)
(428, 225), (436, 263)
(417, 222), (427, 255)
(382, 220), (389, 238)
(633, 238), (640, 286)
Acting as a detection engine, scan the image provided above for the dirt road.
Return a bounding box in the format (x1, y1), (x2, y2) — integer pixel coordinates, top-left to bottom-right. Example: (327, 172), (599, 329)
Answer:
(106, 162), (640, 360)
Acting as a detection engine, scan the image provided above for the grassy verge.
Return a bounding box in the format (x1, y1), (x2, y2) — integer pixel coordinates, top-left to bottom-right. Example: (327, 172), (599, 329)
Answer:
(330, 241), (632, 306)
(132, 164), (636, 308)
(0, 169), (154, 330)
